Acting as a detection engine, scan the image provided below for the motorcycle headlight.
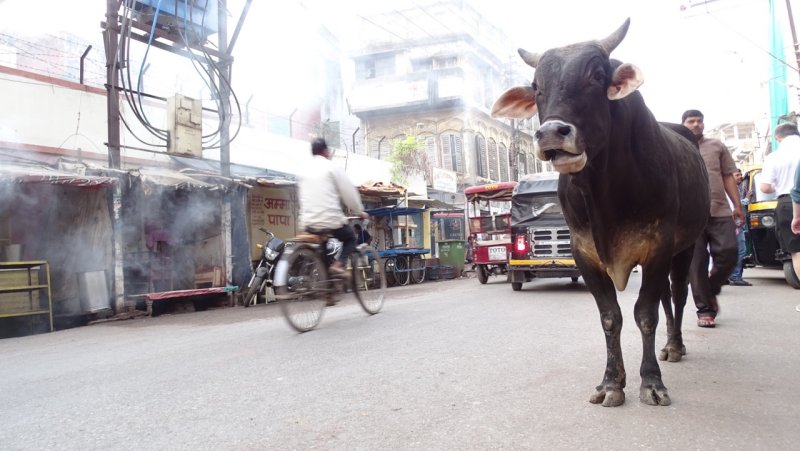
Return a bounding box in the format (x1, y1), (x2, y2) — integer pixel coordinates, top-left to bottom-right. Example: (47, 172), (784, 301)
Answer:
(761, 215), (775, 227)
(265, 247), (280, 261)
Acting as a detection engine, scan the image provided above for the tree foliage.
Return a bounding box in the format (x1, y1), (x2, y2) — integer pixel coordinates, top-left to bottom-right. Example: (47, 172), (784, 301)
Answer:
(389, 135), (429, 185)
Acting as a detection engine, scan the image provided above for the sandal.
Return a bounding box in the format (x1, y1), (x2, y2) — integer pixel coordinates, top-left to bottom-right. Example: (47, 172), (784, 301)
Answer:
(697, 316), (715, 328)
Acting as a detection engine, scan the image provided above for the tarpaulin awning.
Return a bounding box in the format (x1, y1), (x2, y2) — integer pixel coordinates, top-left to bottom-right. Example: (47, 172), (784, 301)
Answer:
(359, 180), (407, 197)
(465, 181), (517, 202)
(169, 155), (296, 181)
(0, 163), (116, 188)
(366, 206), (425, 217)
(407, 196), (459, 210)
(135, 167), (223, 193)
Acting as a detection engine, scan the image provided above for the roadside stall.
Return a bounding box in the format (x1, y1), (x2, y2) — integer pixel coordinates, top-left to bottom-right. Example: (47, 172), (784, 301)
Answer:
(0, 163), (116, 337)
(120, 168), (238, 315)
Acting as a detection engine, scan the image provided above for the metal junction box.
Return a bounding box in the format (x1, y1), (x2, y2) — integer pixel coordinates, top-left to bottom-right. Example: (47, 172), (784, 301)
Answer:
(166, 94), (203, 157)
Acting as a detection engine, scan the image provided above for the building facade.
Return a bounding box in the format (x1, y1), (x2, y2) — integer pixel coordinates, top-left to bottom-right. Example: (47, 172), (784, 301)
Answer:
(345, 0), (548, 203)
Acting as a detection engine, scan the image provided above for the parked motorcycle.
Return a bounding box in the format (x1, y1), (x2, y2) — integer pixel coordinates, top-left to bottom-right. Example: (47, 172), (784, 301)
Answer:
(242, 228), (286, 307)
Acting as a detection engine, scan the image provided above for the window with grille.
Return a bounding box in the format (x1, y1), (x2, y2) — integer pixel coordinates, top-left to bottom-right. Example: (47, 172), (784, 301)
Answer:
(475, 135), (487, 178)
(488, 139), (499, 181)
(422, 135), (438, 168)
(499, 143), (509, 182)
(441, 133), (463, 174)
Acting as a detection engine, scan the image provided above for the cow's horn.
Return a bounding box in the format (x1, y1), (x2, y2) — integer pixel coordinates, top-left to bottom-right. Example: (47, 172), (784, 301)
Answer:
(518, 48), (539, 68)
(597, 18), (631, 54)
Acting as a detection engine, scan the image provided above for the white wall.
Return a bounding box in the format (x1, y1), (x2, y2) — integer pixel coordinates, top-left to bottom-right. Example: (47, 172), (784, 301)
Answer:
(0, 67), (392, 184)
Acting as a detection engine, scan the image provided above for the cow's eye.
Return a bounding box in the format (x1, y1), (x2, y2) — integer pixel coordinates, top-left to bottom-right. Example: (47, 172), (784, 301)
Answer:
(592, 70), (605, 82)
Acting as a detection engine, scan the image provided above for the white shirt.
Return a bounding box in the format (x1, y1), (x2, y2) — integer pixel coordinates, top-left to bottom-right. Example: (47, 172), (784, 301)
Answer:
(760, 134), (800, 196)
(298, 155), (365, 231)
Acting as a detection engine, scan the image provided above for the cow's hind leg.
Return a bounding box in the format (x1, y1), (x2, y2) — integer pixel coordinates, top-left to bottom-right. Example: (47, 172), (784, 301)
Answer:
(635, 262), (672, 406)
(659, 246), (693, 362)
(580, 260), (626, 407)
(657, 279), (676, 361)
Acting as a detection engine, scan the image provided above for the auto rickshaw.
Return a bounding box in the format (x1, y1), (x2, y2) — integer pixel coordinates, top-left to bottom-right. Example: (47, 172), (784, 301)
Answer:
(464, 181), (516, 284)
(742, 166), (800, 288)
(507, 173), (581, 291)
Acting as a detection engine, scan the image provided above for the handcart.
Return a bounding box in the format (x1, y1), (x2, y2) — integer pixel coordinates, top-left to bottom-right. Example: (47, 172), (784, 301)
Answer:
(379, 247), (430, 286)
(365, 206), (431, 286)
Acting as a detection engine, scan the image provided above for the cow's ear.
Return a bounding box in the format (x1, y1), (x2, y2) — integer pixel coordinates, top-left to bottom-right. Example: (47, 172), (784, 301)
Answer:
(607, 63), (643, 100)
(491, 86), (538, 119)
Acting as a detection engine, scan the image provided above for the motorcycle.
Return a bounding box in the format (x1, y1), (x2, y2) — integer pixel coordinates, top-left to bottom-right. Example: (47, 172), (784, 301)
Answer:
(242, 228), (286, 307)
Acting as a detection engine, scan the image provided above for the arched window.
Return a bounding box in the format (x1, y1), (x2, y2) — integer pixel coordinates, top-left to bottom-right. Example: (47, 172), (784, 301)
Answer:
(440, 132), (464, 173)
(499, 143), (509, 182)
(475, 135), (487, 178)
(420, 134), (438, 168)
(488, 138), (499, 181)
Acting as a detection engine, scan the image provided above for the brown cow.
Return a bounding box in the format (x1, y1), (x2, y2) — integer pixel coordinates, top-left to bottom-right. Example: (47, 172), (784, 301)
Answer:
(492, 19), (709, 406)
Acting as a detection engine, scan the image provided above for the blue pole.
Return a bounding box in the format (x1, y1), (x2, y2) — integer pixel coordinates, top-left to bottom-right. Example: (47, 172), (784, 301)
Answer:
(768, 0), (789, 152)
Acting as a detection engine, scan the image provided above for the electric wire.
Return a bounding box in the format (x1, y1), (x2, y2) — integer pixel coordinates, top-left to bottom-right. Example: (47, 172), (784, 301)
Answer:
(120, 0), (169, 140)
(194, 0), (243, 149)
(181, 1), (225, 144)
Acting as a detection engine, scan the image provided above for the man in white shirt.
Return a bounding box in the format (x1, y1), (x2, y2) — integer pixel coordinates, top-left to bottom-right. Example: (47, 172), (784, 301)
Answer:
(298, 138), (368, 276)
(759, 122), (800, 287)
(760, 123), (800, 196)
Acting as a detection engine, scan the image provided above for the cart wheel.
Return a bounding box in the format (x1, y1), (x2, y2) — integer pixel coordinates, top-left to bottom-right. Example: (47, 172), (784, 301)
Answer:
(477, 265), (488, 284)
(393, 256), (410, 286)
(784, 261), (800, 289)
(409, 256), (426, 284)
(511, 282), (522, 291)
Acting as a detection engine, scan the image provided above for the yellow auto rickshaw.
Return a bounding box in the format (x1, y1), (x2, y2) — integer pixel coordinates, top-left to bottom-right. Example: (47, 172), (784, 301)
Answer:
(742, 166), (800, 288)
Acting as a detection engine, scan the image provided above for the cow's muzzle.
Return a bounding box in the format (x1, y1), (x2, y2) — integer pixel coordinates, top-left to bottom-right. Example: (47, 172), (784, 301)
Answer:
(534, 120), (586, 173)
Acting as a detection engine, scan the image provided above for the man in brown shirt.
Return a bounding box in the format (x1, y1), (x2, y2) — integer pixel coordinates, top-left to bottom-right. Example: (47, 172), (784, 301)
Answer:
(682, 110), (745, 328)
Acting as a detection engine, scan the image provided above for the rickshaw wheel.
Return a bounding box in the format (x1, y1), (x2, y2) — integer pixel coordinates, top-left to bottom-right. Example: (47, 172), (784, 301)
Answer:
(784, 261), (800, 289)
(511, 282), (522, 291)
(477, 265), (488, 284)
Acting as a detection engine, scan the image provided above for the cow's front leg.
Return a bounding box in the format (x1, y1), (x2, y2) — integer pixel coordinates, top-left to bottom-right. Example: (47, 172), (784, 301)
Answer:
(636, 263), (671, 406)
(579, 258), (626, 407)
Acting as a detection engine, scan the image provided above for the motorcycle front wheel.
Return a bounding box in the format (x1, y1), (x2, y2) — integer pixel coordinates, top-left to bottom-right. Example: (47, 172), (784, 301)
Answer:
(242, 277), (263, 308)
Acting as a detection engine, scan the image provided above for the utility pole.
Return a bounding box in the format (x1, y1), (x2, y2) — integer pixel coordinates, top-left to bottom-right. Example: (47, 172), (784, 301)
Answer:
(104, 0), (121, 169)
(218, 0), (231, 178)
(103, 0), (126, 313)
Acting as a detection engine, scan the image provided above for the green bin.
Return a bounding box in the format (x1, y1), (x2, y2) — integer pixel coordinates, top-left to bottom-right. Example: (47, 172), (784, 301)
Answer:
(438, 240), (466, 276)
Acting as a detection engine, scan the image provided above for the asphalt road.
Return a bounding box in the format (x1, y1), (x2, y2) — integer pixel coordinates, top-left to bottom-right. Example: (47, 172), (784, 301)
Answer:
(1, 267), (798, 450)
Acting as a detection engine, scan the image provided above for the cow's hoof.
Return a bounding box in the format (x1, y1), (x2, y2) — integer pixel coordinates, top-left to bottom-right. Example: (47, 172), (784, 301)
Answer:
(640, 385), (671, 406)
(590, 387), (625, 407)
(658, 346), (685, 362)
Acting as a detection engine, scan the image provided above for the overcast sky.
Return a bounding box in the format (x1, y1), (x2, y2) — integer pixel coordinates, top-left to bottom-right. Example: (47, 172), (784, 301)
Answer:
(293, 0), (795, 126)
(0, 0), (797, 127)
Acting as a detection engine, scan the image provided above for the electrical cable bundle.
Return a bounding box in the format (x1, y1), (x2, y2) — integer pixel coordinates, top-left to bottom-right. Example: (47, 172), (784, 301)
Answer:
(112, 0), (242, 150)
